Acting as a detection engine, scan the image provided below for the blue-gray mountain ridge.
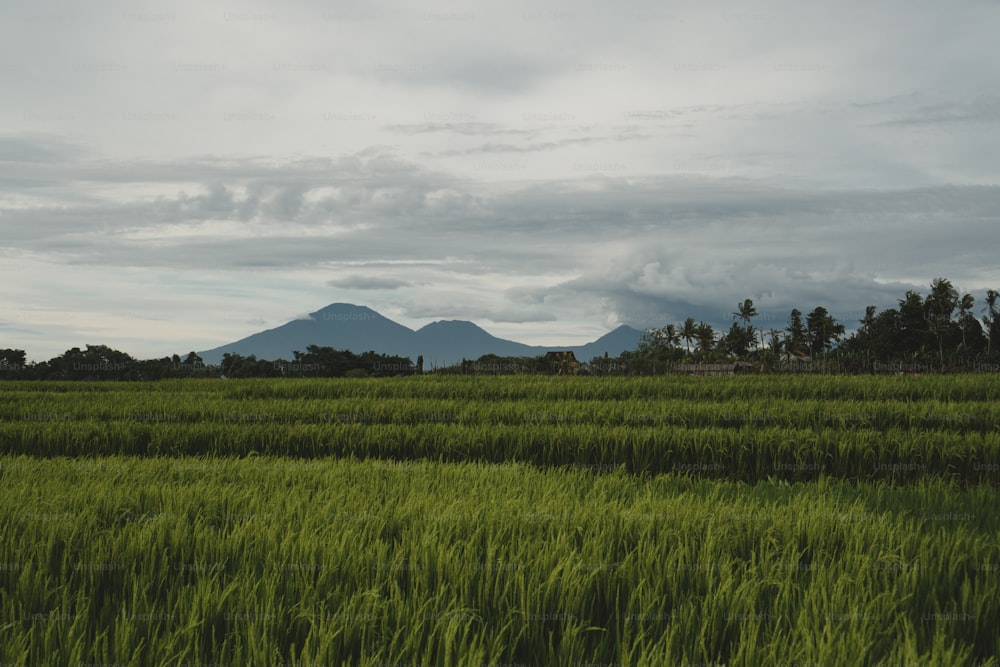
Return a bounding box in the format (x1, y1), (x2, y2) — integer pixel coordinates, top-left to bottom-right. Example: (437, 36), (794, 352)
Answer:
(197, 303), (644, 368)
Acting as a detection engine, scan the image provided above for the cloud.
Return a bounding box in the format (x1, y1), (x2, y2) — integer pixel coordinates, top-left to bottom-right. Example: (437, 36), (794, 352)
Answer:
(0, 134), (90, 163)
(872, 95), (1000, 127)
(434, 133), (651, 156)
(3, 0), (1000, 360)
(399, 298), (559, 324)
(385, 122), (533, 136)
(327, 275), (413, 290)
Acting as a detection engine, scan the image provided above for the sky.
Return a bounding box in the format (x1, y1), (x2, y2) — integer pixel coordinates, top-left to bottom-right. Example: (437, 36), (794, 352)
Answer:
(1, 0), (998, 362)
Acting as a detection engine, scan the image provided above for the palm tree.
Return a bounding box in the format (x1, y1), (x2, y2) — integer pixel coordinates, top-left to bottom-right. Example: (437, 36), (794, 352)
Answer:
(956, 292), (975, 351)
(925, 278), (958, 370)
(860, 305), (877, 364)
(762, 328), (783, 372)
(733, 299), (757, 326)
(860, 305), (876, 334)
(733, 298), (759, 353)
(662, 323), (681, 348)
(983, 289), (999, 356)
(983, 289), (1000, 357)
(695, 321), (715, 357)
(681, 317), (697, 356)
(766, 329), (783, 353)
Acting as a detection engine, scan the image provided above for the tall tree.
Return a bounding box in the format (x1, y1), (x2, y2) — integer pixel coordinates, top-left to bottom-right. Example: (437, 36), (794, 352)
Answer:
(720, 321), (755, 358)
(983, 289), (999, 357)
(733, 298), (760, 354)
(766, 329), (783, 354)
(639, 324), (682, 372)
(785, 309), (808, 355)
(759, 329), (783, 372)
(733, 299), (758, 327)
(924, 278), (959, 369)
(860, 305), (877, 334)
(897, 290), (929, 357)
(956, 292), (975, 351)
(860, 304), (878, 361)
(695, 321), (716, 356)
(681, 317), (697, 355)
(660, 323), (682, 348)
(0, 348), (26, 369)
(805, 307), (845, 357)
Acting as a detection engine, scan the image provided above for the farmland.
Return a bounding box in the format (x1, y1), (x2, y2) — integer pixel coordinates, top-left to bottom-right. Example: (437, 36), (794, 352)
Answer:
(1, 375), (998, 665)
(2, 375), (999, 483)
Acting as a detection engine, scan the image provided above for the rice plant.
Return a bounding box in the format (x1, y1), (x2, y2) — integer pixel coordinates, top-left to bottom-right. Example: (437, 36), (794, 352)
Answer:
(1, 456), (997, 666)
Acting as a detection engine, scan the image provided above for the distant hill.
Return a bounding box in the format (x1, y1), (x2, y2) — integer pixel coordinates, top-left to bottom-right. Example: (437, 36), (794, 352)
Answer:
(197, 303), (643, 367)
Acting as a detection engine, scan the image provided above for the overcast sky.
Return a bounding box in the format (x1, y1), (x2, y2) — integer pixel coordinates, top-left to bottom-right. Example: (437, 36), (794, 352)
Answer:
(2, 0), (998, 361)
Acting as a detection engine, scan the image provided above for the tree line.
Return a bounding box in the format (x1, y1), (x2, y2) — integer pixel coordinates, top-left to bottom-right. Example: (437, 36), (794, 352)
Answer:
(3, 277), (998, 379)
(0, 345), (419, 380)
(626, 278), (999, 373)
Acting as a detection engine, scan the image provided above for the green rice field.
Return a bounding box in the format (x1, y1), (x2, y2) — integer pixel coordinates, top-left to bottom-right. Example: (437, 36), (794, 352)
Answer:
(1, 375), (998, 665)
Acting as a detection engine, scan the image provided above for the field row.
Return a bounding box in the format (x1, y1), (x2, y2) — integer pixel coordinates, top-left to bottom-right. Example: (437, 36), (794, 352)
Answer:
(1, 456), (998, 666)
(2, 420), (998, 483)
(4, 396), (998, 433)
(3, 377), (999, 483)
(5, 373), (1000, 401)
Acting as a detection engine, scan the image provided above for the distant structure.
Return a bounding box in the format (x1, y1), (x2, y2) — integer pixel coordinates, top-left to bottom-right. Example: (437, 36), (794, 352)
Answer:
(674, 362), (755, 376)
(781, 348), (814, 372)
(544, 351), (580, 375)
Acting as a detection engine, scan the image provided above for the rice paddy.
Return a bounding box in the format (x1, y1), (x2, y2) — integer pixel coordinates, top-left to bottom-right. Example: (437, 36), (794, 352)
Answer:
(1, 375), (998, 665)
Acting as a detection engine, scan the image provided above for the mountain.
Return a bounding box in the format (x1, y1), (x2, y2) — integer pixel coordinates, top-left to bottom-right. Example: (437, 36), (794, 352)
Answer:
(413, 320), (544, 364)
(197, 304), (415, 364)
(197, 303), (644, 367)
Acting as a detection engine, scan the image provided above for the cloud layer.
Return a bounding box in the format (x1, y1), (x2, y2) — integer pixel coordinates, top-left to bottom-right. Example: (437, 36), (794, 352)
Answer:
(1, 0), (998, 360)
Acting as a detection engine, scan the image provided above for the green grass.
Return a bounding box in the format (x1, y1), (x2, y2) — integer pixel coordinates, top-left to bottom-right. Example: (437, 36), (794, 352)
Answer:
(1, 375), (998, 665)
(1, 456), (998, 666)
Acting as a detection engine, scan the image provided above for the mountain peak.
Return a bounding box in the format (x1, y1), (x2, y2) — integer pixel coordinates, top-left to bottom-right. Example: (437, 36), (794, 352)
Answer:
(420, 319), (489, 331)
(198, 303), (643, 366)
(308, 303), (382, 321)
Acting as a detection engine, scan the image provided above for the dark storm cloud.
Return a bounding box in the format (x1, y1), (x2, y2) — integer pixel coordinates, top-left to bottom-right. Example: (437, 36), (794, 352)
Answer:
(4, 146), (997, 326)
(2, 0), (999, 358)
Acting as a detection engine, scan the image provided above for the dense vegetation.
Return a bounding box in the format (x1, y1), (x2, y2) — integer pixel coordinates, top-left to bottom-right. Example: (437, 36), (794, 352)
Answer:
(626, 279), (1000, 375)
(0, 345), (418, 381)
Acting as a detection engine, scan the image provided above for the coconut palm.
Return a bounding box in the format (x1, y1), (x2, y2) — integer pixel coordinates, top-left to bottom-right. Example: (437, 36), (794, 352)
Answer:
(661, 323), (681, 348)
(924, 278), (958, 370)
(733, 298), (759, 353)
(956, 293), (975, 351)
(983, 289), (999, 356)
(695, 321), (716, 357)
(681, 317), (697, 356)
(860, 305), (876, 334)
(733, 299), (757, 326)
